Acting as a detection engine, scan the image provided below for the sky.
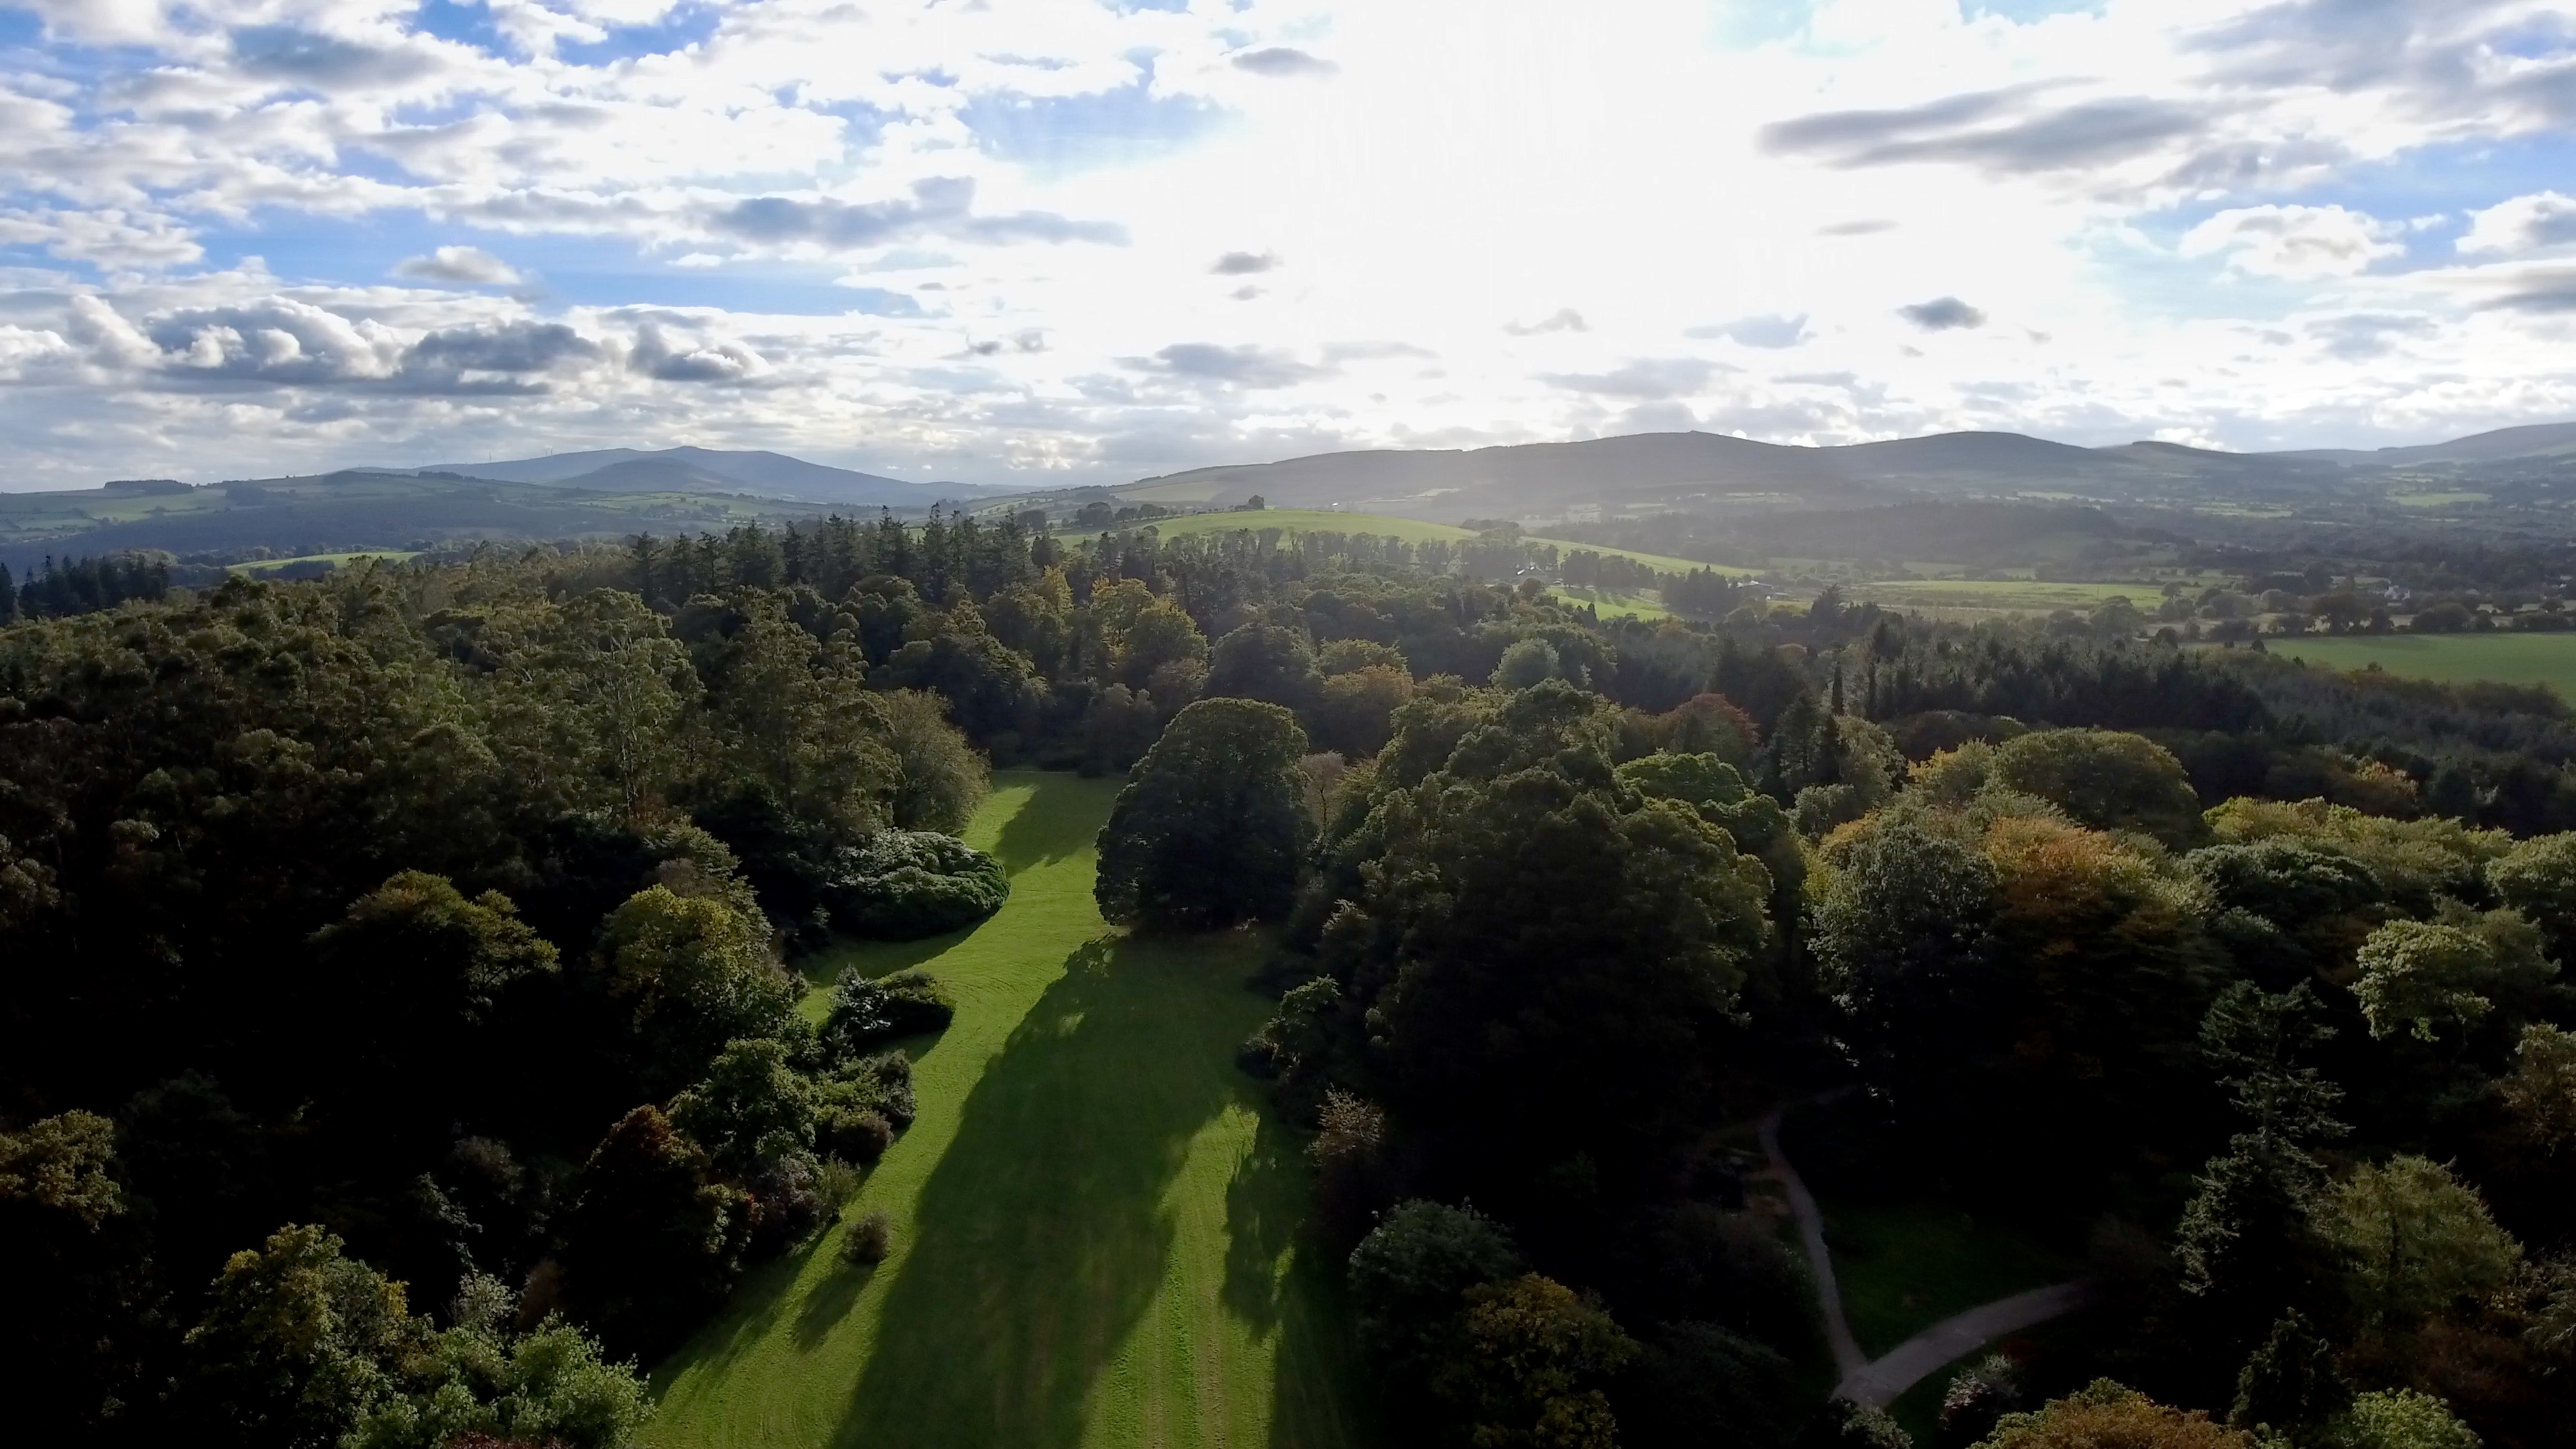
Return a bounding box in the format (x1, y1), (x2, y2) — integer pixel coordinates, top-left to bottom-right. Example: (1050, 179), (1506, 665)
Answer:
(0, 0), (2572, 490)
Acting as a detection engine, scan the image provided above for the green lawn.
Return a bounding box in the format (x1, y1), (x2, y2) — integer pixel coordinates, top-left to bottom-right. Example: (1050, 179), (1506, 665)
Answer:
(643, 771), (1369, 1449)
(2271, 633), (2576, 700)
(1820, 1200), (2081, 1358)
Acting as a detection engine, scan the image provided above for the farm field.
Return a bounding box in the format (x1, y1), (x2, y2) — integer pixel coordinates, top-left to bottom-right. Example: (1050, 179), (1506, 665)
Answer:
(1552, 585), (1672, 620)
(2270, 633), (2576, 700)
(643, 771), (1368, 1449)
(1841, 577), (2159, 617)
(1133, 508), (1747, 578)
(228, 550), (423, 575)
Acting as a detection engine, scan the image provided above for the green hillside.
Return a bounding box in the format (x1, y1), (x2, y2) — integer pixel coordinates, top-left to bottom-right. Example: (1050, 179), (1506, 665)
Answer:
(643, 771), (1369, 1449)
(2270, 633), (2576, 700)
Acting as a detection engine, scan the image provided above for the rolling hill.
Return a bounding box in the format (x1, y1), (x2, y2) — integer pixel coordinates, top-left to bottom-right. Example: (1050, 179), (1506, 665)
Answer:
(419, 446), (1006, 508)
(1093, 423), (2576, 523)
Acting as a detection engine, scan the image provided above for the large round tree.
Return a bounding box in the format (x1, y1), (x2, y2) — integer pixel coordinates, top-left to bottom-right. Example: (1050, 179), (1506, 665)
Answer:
(1095, 697), (1312, 930)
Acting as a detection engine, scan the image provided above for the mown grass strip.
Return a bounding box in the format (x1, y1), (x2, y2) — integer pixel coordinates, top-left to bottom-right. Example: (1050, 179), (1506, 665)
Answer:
(644, 771), (1368, 1449)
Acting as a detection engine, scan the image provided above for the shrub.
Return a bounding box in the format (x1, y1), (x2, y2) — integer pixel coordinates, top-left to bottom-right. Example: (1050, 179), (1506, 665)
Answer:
(812, 1155), (865, 1212)
(818, 1106), (894, 1164)
(823, 1051), (918, 1128)
(2330, 1389), (2479, 1449)
(1940, 1355), (2025, 1448)
(820, 968), (957, 1058)
(1980, 1380), (2252, 1449)
(1801, 1397), (1913, 1448)
(822, 831), (1008, 940)
(844, 1208), (892, 1266)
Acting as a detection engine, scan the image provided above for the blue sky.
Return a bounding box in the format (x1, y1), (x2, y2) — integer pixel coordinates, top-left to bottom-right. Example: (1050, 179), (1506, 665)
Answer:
(0, 0), (2570, 489)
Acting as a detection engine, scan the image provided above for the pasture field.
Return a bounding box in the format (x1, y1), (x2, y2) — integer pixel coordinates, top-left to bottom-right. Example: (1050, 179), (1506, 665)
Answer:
(1132, 508), (1748, 578)
(1551, 585), (1673, 621)
(644, 771), (1369, 1449)
(1141, 508), (1479, 547)
(2271, 633), (2576, 700)
(227, 550), (423, 575)
(1841, 577), (2158, 618)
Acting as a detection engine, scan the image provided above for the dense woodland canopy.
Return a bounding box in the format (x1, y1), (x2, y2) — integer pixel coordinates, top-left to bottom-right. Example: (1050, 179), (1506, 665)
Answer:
(5, 512), (2576, 1447)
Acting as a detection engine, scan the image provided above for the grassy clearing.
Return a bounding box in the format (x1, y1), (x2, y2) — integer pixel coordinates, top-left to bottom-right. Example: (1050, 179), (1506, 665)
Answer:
(643, 771), (1368, 1449)
(2270, 633), (2576, 700)
(1141, 508), (1479, 547)
(1841, 578), (2156, 614)
(1550, 586), (1672, 621)
(227, 550), (423, 575)
(1819, 1199), (2082, 1358)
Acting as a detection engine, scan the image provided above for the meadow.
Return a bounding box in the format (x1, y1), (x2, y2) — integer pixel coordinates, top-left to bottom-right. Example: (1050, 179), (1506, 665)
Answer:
(1134, 508), (1746, 578)
(2269, 633), (2576, 700)
(1839, 577), (2159, 617)
(644, 771), (1369, 1449)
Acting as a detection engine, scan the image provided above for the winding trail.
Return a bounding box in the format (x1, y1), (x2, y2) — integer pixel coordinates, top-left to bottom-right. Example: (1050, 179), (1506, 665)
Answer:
(1758, 1107), (1867, 1380)
(1759, 1103), (2089, 1409)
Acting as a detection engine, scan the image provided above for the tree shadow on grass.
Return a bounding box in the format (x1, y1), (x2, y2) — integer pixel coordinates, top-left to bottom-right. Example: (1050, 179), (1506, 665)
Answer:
(830, 935), (1230, 1449)
(1223, 1103), (1379, 1448)
(797, 926), (981, 992)
(793, 1254), (876, 1350)
(991, 771), (1111, 873)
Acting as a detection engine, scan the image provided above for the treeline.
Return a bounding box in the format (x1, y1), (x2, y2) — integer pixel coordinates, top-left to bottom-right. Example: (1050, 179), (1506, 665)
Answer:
(0, 554), (1003, 1445)
(0, 551), (174, 622)
(1102, 695), (2576, 1446)
(15, 517), (2576, 1447)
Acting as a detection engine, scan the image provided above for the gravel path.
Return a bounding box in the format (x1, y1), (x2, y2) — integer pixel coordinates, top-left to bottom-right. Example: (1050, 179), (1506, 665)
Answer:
(1759, 1099), (2089, 1409)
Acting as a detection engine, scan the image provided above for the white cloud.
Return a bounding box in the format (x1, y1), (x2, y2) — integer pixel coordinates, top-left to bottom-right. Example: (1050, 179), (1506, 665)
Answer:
(2178, 205), (2404, 280)
(0, 0), (2571, 490)
(2459, 192), (2576, 256)
(394, 246), (525, 287)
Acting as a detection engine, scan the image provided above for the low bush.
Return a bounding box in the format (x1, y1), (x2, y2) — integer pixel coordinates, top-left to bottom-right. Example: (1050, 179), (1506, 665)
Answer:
(822, 1050), (918, 1128)
(821, 968), (957, 1059)
(822, 830), (1009, 939)
(818, 1106), (894, 1164)
(844, 1208), (892, 1266)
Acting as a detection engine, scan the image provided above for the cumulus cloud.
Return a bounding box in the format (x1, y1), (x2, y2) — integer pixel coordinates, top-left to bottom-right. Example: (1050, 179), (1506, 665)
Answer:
(2459, 192), (2576, 255)
(1897, 298), (1986, 331)
(394, 247), (525, 287)
(1760, 85), (2208, 176)
(2180, 205), (2402, 278)
(2306, 312), (2438, 361)
(1212, 250), (1280, 275)
(1232, 48), (1338, 78)
(1505, 309), (1588, 335)
(1686, 315), (1809, 348)
(708, 178), (1126, 252)
(1125, 343), (1330, 388)
(630, 324), (773, 384)
(1538, 358), (1718, 400)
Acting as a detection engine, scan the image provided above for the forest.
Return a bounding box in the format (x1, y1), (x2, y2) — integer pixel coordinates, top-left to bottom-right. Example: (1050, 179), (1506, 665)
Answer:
(7, 511), (2576, 1449)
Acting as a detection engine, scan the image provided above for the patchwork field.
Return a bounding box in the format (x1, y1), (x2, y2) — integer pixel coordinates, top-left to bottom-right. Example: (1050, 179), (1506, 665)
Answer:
(2269, 633), (2576, 700)
(643, 771), (1368, 1449)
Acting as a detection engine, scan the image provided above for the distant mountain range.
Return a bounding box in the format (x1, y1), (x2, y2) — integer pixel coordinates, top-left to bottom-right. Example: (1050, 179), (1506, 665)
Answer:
(1099, 422), (2576, 521)
(7, 423), (2576, 570)
(410, 446), (1010, 508)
